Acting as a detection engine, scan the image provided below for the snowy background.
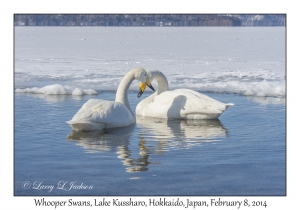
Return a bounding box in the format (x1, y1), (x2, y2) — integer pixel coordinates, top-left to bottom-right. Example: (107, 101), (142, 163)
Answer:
(15, 27), (285, 97)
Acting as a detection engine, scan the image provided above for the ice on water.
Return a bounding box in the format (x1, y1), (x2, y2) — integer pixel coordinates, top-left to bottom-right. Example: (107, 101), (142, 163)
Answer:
(15, 84), (97, 95)
(14, 27), (285, 98)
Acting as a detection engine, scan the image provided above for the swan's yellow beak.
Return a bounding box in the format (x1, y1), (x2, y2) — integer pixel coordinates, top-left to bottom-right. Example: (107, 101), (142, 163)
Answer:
(137, 78), (155, 98)
(137, 83), (146, 98)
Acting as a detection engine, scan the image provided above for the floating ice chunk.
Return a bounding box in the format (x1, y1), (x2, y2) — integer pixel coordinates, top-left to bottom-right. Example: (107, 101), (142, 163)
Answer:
(81, 89), (98, 95)
(40, 84), (71, 95)
(15, 84), (98, 96)
(244, 89), (256, 96)
(256, 91), (267, 97)
(72, 88), (83, 96)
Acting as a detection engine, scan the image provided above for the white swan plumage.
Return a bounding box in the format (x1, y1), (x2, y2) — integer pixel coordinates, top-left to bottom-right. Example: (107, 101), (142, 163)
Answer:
(66, 68), (154, 131)
(136, 70), (233, 120)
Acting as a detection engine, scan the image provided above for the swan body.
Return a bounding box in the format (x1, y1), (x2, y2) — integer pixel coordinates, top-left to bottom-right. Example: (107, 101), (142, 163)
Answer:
(67, 99), (135, 131)
(136, 70), (233, 120)
(67, 68), (154, 131)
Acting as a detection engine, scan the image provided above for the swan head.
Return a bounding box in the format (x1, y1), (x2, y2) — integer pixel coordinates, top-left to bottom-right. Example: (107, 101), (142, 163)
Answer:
(144, 70), (156, 82)
(133, 68), (147, 82)
(137, 77), (155, 98)
(137, 70), (166, 98)
(133, 68), (155, 98)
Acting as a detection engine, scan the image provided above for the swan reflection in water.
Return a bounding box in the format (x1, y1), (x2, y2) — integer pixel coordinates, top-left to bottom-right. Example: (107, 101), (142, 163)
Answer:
(67, 116), (228, 173)
(136, 116), (228, 155)
(68, 124), (150, 173)
(136, 116), (227, 139)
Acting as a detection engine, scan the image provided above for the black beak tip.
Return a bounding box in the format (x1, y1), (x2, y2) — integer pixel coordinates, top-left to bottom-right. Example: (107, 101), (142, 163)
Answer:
(137, 90), (143, 98)
(149, 85), (155, 91)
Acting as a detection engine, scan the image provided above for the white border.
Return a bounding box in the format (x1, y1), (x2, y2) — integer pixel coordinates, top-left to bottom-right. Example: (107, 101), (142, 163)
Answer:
(4, 0), (297, 209)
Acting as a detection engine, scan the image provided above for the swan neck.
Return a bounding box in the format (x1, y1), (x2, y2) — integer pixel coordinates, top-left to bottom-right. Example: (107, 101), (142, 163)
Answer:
(115, 71), (135, 116)
(153, 71), (169, 94)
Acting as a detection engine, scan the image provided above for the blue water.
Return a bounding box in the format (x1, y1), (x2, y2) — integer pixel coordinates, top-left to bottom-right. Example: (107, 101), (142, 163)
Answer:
(14, 92), (286, 196)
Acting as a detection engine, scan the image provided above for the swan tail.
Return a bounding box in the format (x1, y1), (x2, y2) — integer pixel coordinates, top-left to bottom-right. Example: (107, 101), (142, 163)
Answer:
(66, 120), (105, 131)
(225, 103), (234, 108)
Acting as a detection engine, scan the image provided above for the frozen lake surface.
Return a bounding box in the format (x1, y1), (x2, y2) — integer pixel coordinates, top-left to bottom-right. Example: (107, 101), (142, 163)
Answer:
(15, 27), (285, 97)
(14, 27), (286, 196)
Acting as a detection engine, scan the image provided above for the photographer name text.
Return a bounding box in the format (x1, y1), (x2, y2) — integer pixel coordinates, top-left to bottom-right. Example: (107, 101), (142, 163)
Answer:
(23, 181), (93, 192)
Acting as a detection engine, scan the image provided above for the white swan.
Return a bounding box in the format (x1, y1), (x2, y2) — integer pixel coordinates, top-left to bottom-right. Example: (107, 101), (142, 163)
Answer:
(66, 68), (155, 131)
(136, 70), (233, 120)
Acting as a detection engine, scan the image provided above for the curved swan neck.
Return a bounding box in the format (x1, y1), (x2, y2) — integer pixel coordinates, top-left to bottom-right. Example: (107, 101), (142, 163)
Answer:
(115, 70), (136, 116)
(152, 71), (169, 94)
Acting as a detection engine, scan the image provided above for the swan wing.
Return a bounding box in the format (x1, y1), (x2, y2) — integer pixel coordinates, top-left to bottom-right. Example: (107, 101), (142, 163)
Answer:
(174, 89), (234, 109)
(66, 120), (106, 131)
(67, 99), (135, 131)
(137, 89), (233, 119)
(173, 89), (230, 119)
